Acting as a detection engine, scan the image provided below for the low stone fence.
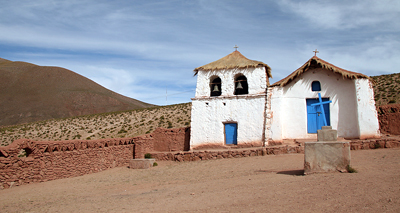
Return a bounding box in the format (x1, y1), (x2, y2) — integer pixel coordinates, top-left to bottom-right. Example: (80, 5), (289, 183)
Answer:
(0, 138), (138, 189)
(0, 127), (188, 189)
(349, 137), (400, 150)
(149, 136), (400, 162)
(149, 146), (304, 161)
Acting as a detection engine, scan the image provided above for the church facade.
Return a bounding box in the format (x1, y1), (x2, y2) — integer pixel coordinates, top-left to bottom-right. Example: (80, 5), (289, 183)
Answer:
(190, 51), (380, 150)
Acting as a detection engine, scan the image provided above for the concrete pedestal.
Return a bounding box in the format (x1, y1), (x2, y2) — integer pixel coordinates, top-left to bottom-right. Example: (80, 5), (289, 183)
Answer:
(129, 159), (156, 169)
(317, 126), (337, 141)
(304, 142), (350, 174)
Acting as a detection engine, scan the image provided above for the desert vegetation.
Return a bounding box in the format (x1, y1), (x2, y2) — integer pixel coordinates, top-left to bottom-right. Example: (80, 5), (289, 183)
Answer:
(1, 73), (399, 147)
(0, 103), (191, 146)
(371, 73), (400, 106)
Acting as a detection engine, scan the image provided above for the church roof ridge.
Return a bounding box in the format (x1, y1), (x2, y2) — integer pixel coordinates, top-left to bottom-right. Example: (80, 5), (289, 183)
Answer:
(194, 50), (272, 78)
(271, 56), (370, 87)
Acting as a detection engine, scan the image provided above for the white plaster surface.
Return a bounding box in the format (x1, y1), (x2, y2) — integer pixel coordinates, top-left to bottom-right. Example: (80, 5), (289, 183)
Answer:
(191, 67), (267, 148)
(190, 60), (380, 148)
(190, 95), (266, 148)
(194, 67), (267, 98)
(268, 68), (363, 141)
(355, 79), (380, 138)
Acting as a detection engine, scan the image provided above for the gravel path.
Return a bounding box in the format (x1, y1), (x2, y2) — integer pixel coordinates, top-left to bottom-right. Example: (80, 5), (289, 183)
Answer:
(0, 148), (399, 212)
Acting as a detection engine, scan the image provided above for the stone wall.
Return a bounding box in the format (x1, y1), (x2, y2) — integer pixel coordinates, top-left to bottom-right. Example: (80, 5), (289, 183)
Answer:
(151, 127), (190, 152)
(150, 146), (304, 161)
(0, 138), (136, 189)
(0, 127), (189, 188)
(149, 136), (400, 162)
(378, 104), (400, 135)
(134, 127), (190, 159)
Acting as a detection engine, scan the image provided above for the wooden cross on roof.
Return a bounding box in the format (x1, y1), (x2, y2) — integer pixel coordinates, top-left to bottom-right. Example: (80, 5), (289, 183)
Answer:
(311, 93), (332, 126)
(234, 45), (239, 51)
(313, 49), (319, 56)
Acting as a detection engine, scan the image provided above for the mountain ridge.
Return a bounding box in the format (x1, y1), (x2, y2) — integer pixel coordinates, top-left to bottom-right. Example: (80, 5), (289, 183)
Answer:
(0, 57), (154, 126)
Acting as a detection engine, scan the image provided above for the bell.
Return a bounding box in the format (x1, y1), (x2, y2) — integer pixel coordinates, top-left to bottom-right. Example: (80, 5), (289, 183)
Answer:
(236, 82), (243, 89)
(213, 85), (219, 92)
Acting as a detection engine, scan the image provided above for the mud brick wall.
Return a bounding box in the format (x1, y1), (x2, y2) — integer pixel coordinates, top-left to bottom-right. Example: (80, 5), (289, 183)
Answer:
(150, 127), (190, 152)
(0, 138), (135, 189)
(378, 104), (400, 135)
(133, 127), (190, 159)
(0, 127), (189, 188)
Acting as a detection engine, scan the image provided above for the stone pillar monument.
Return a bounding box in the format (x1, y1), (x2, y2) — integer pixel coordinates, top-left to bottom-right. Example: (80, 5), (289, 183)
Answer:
(304, 126), (351, 174)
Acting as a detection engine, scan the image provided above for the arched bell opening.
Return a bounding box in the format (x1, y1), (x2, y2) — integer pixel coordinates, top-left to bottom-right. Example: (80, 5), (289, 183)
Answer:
(210, 76), (222, 97)
(234, 75), (248, 95)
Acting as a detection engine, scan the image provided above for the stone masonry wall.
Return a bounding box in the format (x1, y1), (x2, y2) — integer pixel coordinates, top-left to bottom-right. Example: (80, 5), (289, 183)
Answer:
(0, 138), (136, 189)
(0, 127), (187, 189)
(149, 136), (400, 162)
(151, 127), (190, 152)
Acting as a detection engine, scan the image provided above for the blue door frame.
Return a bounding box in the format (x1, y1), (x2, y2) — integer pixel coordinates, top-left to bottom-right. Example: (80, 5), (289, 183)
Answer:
(224, 123), (237, 145)
(307, 98), (330, 133)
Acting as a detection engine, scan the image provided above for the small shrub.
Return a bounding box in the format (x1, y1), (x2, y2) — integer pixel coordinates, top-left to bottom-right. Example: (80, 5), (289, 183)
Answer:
(346, 165), (357, 173)
(153, 162), (158, 167)
(374, 143), (382, 149)
(144, 153), (152, 159)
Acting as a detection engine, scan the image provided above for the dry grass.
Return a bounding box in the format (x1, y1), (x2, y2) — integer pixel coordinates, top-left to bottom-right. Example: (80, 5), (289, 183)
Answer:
(0, 103), (191, 146)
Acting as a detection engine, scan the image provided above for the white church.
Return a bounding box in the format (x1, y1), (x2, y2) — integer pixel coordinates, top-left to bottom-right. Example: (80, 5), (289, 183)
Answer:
(190, 50), (380, 150)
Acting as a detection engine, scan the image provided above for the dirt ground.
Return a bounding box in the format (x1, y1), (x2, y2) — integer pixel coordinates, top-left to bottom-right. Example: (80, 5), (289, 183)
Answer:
(0, 148), (399, 213)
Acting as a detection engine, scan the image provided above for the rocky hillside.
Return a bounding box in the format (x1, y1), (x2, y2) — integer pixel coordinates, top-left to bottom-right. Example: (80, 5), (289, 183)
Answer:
(371, 73), (400, 106)
(0, 57), (153, 126)
(1, 72), (398, 147)
(0, 103), (191, 146)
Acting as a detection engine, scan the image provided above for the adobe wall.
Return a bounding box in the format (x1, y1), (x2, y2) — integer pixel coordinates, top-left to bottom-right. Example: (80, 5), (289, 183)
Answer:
(0, 127), (188, 189)
(0, 138), (138, 189)
(378, 104), (400, 135)
(150, 127), (190, 152)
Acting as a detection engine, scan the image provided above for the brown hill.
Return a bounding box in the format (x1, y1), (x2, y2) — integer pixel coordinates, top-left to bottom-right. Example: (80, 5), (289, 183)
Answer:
(0, 57), (154, 127)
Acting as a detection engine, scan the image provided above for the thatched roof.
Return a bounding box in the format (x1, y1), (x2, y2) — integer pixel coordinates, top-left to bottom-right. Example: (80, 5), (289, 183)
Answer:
(271, 56), (370, 87)
(194, 51), (272, 78)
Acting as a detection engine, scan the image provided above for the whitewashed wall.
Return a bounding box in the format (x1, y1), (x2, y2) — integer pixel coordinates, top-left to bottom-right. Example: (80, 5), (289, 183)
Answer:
(190, 67), (267, 149)
(190, 96), (266, 148)
(268, 68), (361, 141)
(355, 79), (380, 139)
(194, 67), (267, 98)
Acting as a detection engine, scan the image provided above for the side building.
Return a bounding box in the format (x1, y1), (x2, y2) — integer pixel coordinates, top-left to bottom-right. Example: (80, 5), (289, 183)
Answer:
(267, 56), (380, 142)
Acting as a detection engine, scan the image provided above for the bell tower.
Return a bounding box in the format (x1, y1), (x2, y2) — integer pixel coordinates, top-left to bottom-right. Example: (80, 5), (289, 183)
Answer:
(190, 49), (272, 150)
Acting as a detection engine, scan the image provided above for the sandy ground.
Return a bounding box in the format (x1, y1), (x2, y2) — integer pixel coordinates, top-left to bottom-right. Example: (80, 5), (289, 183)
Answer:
(0, 148), (399, 213)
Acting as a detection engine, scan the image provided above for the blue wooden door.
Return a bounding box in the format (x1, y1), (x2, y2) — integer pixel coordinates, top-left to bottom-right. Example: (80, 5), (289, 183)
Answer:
(225, 123), (237, 145)
(306, 98), (330, 133)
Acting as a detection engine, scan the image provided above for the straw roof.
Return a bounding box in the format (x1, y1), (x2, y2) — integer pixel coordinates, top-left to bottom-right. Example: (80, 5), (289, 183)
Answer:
(271, 56), (370, 87)
(194, 51), (272, 78)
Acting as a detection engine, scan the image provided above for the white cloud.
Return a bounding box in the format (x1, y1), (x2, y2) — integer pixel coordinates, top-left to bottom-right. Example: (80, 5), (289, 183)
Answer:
(1, 0), (399, 105)
(279, 0), (400, 30)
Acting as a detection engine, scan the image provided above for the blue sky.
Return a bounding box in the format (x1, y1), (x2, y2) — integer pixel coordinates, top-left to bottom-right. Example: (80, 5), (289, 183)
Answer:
(1, 0), (399, 105)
